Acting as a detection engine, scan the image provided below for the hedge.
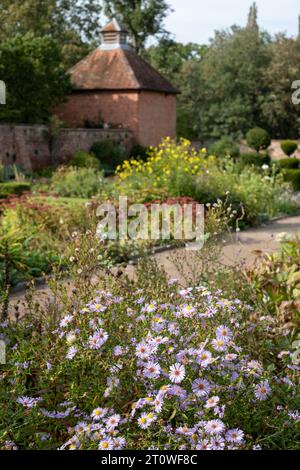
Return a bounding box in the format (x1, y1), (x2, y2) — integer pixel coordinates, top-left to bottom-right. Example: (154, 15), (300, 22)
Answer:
(239, 152), (271, 167)
(278, 158), (300, 170)
(282, 169), (300, 191)
(0, 182), (31, 198)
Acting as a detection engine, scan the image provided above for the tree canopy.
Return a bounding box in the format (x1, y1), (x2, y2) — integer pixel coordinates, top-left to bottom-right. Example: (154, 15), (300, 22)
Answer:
(103, 0), (171, 52)
(0, 34), (71, 123)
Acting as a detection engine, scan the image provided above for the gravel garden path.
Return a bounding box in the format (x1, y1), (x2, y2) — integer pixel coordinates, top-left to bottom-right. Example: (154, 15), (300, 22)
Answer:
(7, 214), (300, 318)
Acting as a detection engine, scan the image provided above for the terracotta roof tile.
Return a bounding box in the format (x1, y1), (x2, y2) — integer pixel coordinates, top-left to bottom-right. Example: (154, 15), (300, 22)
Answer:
(69, 47), (179, 94)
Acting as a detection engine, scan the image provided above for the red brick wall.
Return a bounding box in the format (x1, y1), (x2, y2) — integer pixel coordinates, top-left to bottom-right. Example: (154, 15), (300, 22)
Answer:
(138, 92), (177, 147)
(54, 90), (177, 147)
(54, 91), (139, 139)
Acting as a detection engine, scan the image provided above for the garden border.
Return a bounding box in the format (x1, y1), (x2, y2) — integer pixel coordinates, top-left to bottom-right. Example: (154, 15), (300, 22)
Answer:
(8, 211), (300, 296)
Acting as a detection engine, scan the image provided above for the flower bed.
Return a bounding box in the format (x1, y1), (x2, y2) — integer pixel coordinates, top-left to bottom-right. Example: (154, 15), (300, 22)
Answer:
(0, 272), (298, 450)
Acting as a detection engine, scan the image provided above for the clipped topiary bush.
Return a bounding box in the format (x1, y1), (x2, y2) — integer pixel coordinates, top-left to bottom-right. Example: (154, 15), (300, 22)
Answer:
(0, 182), (31, 198)
(70, 151), (101, 170)
(246, 127), (271, 152)
(282, 169), (300, 190)
(239, 152), (271, 168)
(280, 140), (298, 157)
(90, 140), (125, 175)
(209, 136), (240, 159)
(278, 158), (300, 170)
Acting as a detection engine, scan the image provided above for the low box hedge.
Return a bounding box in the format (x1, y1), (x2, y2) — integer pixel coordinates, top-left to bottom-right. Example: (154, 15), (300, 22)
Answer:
(0, 182), (31, 198)
(282, 169), (300, 190)
(278, 158), (300, 170)
(239, 152), (271, 167)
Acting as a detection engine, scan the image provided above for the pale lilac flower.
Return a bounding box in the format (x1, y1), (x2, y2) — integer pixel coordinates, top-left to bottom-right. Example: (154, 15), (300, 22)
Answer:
(136, 341), (156, 359)
(192, 378), (211, 397)
(113, 346), (123, 356)
(226, 429), (244, 444)
(212, 338), (227, 352)
(66, 346), (78, 360)
(142, 302), (157, 313)
(216, 325), (233, 342)
(105, 414), (120, 430)
(143, 361), (161, 379)
(197, 350), (213, 367)
(59, 314), (73, 328)
(89, 329), (108, 350)
(16, 396), (42, 408)
(210, 436), (225, 450)
(254, 380), (271, 401)
(113, 437), (126, 449)
(180, 304), (196, 317)
(196, 440), (211, 450)
(73, 422), (87, 434)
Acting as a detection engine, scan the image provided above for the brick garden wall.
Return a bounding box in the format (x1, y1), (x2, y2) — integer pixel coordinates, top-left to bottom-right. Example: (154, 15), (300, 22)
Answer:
(54, 91), (139, 142)
(0, 124), (132, 172)
(54, 90), (177, 147)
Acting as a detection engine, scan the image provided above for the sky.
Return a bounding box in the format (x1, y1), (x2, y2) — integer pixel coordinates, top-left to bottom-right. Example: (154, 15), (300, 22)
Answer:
(164, 0), (299, 44)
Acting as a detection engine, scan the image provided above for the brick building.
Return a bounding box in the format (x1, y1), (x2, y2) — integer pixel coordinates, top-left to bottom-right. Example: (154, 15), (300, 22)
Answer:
(54, 19), (178, 147)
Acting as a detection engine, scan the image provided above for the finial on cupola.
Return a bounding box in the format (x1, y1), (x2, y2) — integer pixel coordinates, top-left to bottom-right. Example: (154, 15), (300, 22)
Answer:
(100, 18), (130, 50)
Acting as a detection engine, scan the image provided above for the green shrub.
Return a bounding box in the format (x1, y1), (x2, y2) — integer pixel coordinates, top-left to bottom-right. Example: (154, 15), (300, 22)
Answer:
(0, 182), (31, 198)
(282, 169), (300, 190)
(281, 140), (298, 157)
(239, 152), (271, 167)
(246, 127), (271, 152)
(90, 140), (125, 174)
(33, 167), (55, 178)
(209, 136), (240, 159)
(70, 151), (101, 170)
(278, 158), (300, 170)
(130, 144), (150, 161)
(51, 166), (103, 198)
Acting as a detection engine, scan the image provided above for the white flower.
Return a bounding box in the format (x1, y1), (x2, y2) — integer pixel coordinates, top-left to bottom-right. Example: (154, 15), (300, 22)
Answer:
(205, 419), (225, 434)
(91, 407), (108, 421)
(98, 438), (114, 450)
(138, 412), (153, 429)
(212, 338), (227, 352)
(169, 363), (186, 384)
(205, 396), (220, 409)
